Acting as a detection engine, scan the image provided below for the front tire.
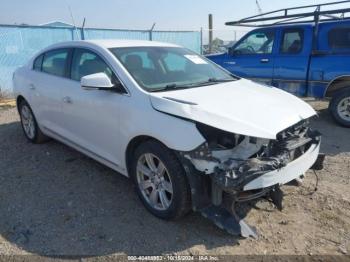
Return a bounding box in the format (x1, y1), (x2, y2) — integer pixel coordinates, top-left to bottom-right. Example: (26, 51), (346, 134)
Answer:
(19, 100), (49, 143)
(330, 88), (350, 127)
(130, 140), (191, 220)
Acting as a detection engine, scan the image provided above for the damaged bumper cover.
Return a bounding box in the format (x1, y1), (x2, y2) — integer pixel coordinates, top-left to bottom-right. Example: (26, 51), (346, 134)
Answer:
(181, 121), (322, 194)
(243, 140), (320, 191)
(213, 130), (321, 192)
(178, 120), (323, 238)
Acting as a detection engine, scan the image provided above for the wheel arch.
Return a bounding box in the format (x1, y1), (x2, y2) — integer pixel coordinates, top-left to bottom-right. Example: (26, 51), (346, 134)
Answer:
(125, 135), (170, 175)
(324, 75), (350, 98)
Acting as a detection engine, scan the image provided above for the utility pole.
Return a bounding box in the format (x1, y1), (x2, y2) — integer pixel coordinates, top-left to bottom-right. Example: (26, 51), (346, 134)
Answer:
(208, 14), (213, 54)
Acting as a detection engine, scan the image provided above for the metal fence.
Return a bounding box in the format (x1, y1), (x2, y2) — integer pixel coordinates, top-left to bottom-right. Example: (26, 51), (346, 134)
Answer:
(0, 24), (201, 95)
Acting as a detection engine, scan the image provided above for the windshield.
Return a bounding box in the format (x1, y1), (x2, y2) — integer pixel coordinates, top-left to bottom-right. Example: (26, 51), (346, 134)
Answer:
(110, 46), (238, 92)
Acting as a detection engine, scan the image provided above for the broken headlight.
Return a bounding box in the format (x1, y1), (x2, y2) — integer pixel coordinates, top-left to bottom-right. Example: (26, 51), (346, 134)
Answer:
(196, 122), (246, 150)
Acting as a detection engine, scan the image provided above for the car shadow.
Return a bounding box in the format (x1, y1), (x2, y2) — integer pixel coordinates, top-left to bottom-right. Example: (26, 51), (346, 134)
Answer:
(310, 107), (350, 156)
(0, 120), (241, 257)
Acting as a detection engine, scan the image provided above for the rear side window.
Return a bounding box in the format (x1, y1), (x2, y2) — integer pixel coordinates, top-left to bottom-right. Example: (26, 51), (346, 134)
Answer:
(33, 54), (44, 71)
(42, 49), (69, 77)
(280, 28), (304, 54)
(71, 49), (114, 81)
(328, 27), (350, 49)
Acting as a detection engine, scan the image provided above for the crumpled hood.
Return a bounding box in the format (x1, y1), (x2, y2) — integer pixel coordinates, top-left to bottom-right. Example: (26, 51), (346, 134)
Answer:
(149, 79), (316, 139)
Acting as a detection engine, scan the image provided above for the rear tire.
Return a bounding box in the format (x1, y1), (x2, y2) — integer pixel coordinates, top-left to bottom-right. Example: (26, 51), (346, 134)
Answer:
(18, 100), (49, 143)
(130, 140), (191, 220)
(329, 87), (350, 127)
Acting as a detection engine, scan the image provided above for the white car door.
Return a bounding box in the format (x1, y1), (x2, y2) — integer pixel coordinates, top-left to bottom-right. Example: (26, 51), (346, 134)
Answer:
(28, 48), (71, 133)
(59, 48), (127, 168)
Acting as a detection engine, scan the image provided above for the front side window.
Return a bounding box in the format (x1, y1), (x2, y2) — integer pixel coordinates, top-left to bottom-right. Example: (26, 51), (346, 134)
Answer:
(71, 49), (115, 81)
(33, 54), (44, 71)
(233, 30), (275, 55)
(42, 49), (69, 77)
(328, 27), (350, 49)
(280, 29), (304, 54)
(110, 47), (237, 92)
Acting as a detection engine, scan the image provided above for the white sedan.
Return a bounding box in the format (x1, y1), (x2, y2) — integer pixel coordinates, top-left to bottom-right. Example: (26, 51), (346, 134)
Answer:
(13, 40), (322, 237)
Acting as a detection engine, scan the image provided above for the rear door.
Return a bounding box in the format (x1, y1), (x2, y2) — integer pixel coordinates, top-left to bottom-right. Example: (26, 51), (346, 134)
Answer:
(273, 27), (312, 96)
(224, 29), (276, 85)
(29, 48), (71, 133)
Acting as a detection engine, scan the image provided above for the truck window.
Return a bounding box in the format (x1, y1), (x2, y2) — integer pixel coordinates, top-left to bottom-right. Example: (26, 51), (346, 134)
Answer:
(328, 27), (350, 49)
(232, 31), (275, 55)
(280, 28), (304, 54)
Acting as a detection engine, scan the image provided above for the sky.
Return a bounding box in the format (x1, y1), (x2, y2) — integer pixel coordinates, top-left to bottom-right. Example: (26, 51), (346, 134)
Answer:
(0, 0), (344, 40)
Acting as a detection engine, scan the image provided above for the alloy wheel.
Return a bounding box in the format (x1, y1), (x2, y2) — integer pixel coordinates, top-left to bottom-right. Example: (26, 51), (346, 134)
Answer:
(21, 105), (36, 139)
(337, 96), (350, 121)
(136, 153), (174, 211)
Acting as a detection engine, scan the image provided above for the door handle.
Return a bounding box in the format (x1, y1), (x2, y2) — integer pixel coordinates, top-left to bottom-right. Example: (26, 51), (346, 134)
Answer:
(62, 96), (72, 104)
(260, 58), (269, 63)
(224, 61), (236, 65)
(29, 84), (36, 90)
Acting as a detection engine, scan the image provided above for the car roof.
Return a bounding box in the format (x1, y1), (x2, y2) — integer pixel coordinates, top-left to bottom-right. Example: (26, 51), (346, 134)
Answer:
(48, 39), (181, 49)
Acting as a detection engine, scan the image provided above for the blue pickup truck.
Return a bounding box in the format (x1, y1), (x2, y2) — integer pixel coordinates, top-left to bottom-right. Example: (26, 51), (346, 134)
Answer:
(208, 2), (350, 127)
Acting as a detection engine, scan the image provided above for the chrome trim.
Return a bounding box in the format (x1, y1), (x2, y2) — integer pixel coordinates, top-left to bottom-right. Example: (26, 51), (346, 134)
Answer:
(249, 77), (329, 85)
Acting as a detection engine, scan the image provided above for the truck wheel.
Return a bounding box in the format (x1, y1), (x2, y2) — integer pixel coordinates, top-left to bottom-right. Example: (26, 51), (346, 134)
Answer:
(330, 88), (350, 127)
(130, 140), (191, 220)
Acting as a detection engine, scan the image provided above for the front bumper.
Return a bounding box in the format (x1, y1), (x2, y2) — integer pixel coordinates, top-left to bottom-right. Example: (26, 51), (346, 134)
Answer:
(243, 140), (321, 191)
(180, 122), (322, 238)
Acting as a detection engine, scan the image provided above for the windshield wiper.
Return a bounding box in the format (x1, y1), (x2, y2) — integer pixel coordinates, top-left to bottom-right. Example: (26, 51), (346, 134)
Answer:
(189, 78), (236, 87)
(151, 83), (195, 92)
(151, 78), (236, 92)
(207, 78), (236, 83)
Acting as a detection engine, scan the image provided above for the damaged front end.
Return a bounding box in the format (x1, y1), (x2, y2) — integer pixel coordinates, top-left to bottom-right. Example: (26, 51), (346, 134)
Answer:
(178, 120), (323, 238)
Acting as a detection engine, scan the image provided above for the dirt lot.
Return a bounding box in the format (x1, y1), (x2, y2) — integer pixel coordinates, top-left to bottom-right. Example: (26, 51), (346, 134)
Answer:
(0, 100), (349, 258)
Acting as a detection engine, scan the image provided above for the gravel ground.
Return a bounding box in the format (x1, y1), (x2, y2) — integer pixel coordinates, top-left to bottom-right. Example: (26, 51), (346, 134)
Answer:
(0, 100), (349, 258)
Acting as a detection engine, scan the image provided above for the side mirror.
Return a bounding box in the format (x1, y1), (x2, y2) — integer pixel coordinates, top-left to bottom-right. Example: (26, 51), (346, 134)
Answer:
(81, 73), (123, 92)
(228, 47), (236, 56)
(81, 73), (113, 90)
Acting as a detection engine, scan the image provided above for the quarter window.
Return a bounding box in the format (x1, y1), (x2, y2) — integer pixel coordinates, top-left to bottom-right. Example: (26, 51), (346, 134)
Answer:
(280, 29), (304, 54)
(33, 54), (44, 71)
(328, 27), (350, 49)
(42, 49), (69, 77)
(71, 49), (114, 81)
(233, 31), (275, 55)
